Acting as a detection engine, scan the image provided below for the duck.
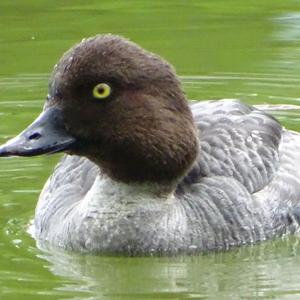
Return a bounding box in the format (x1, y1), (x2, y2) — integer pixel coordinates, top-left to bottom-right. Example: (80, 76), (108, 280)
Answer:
(1, 34), (300, 255)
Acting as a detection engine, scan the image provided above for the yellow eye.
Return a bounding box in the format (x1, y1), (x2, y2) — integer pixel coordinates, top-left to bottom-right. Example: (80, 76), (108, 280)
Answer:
(92, 83), (111, 99)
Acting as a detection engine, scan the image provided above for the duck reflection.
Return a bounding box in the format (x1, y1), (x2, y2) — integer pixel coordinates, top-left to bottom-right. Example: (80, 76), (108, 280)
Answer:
(34, 237), (300, 299)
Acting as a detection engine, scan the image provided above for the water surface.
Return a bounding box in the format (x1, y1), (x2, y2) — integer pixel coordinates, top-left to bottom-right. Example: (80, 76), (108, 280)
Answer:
(1, 1), (300, 299)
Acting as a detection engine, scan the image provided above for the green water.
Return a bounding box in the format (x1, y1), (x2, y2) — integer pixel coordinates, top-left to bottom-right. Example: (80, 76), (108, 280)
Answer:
(1, 0), (300, 299)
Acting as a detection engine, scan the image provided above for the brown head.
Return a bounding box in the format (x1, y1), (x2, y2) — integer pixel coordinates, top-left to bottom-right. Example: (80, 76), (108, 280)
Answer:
(0, 35), (199, 185)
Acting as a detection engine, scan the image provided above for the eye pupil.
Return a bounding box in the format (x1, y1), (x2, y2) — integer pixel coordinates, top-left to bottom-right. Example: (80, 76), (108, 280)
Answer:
(98, 87), (104, 94)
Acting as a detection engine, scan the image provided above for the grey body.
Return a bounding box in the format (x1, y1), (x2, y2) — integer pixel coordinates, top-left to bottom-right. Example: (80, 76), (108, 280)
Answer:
(33, 100), (300, 254)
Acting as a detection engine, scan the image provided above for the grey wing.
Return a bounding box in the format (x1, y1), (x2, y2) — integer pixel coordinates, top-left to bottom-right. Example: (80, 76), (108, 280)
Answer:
(34, 155), (99, 237)
(38, 155), (98, 208)
(180, 99), (282, 193)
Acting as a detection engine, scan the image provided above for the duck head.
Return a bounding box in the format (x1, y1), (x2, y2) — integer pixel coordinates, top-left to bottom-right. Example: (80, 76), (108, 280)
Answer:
(0, 35), (199, 185)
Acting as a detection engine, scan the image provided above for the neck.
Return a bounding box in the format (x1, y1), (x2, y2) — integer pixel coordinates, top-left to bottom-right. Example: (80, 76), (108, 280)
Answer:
(87, 124), (199, 186)
(83, 174), (175, 207)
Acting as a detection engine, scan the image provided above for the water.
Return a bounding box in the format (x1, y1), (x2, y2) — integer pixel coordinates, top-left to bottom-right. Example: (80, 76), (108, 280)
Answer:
(1, 0), (300, 299)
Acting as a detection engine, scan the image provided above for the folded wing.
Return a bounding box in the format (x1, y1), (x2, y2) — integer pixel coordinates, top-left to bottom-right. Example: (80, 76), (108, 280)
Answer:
(181, 100), (282, 193)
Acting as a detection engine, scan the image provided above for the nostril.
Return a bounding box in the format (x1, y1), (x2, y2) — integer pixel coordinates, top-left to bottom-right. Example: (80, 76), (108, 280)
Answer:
(28, 132), (42, 140)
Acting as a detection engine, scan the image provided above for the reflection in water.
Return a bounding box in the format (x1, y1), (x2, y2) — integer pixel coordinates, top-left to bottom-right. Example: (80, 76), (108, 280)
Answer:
(35, 237), (300, 299)
(274, 13), (300, 42)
